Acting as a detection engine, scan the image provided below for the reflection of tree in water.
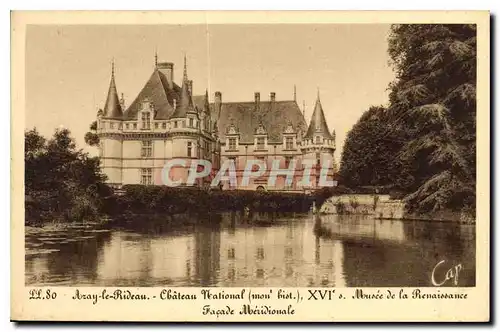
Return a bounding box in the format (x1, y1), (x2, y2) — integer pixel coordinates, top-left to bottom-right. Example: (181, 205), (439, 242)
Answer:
(314, 215), (475, 287)
(45, 231), (112, 284)
(341, 221), (475, 287)
(402, 221), (475, 286)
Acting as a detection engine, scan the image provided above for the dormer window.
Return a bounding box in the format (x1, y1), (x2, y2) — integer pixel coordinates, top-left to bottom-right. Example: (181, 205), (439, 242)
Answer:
(256, 137), (266, 150)
(141, 112), (151, 130)
(189, 118), (194, 127)
(228, 138), (237, 150)
(315, 136), (322, 144)
(174, 121), (178, 128)
(285, 137), (294, 150)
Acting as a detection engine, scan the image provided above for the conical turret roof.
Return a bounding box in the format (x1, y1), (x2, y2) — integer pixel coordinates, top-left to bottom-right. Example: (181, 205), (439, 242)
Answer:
(170, 55), (196, 119)
(304, 93), (333, 139)
(102, 62), (123, 119)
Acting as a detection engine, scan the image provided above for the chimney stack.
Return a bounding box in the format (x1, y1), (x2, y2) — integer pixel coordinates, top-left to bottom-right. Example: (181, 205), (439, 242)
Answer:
(255, 92), (260, 111)
(156, 62), (174, 86)
(215, 91), (222, 116)
(270, 92), (276, 102)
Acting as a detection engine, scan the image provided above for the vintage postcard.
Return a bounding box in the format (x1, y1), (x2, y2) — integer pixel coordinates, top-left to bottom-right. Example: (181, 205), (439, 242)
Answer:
(11, 11), (490, 322)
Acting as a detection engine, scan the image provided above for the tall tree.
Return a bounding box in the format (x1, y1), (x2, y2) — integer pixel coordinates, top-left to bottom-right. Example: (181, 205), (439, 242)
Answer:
(387, 24), (476, 213)
(339, 24), (476, 214)
(339, 106), (411, 189)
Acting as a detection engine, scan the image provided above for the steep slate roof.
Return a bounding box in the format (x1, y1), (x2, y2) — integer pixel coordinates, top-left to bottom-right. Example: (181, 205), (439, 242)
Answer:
(123, 69), (182, 120)
(208, 100), (307, 143)
(304, 97), (333, 140)
(102, 70), (123, 119)
(117, 64), (307, 142)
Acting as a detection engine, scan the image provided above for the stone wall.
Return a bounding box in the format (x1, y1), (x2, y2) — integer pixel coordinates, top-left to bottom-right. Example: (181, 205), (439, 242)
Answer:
(319, 194), (405, 220)
(319, 194), (474, 223)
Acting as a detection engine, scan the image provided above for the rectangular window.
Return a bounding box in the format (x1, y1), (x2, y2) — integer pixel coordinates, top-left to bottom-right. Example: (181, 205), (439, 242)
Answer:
(187, 142), (192, 157)
(133, 123), (137, 129)
(162, 122), (167, 129)
(110, 122), (115, 129)
(228, 138), (236, 150)
(141, 140), (152, 157)
(189, 118), (193, 127)
(256, 137), (265, 150)
(315, 136), (322, 144)
(174, 121), (178, 128)
(155, 123), (159, 129)
(140, 168), (153, 185)
(125, 123), (129, 129)
(285, 137), (294, 150)
(285, 156), (293, 168)
(141, 112), (151, 129)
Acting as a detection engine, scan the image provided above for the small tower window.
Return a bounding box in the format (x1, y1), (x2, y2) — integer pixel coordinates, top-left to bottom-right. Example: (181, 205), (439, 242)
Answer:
(174, 121), (178, 128)
(189, 118), (194, 127)
(141, 140), (152, 157)
(140, 168), (153, 185)
(187, 142), (193, 157)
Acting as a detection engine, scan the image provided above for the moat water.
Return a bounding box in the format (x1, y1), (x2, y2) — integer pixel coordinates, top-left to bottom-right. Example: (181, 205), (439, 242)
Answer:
(25, 213), (476, 287)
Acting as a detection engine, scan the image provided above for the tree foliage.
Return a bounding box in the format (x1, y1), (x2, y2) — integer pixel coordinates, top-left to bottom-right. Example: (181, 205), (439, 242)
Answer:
(339, 106), (411, 189)
(84, 120), (100, 147)
(339, 24), (476, 214)
(25, 128), (111, 225)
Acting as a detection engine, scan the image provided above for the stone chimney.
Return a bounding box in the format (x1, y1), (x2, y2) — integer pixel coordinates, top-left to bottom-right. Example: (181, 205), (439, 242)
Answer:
(215, 91), (222, 116)
(270, 92), (276, 102)
(254, 92), (260, 111)
(156, 62), (174, 86)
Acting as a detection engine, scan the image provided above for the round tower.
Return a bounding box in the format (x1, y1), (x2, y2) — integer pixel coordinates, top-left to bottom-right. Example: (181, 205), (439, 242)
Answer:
(300, 92), (336, 188)
(97, 61), (124, 187)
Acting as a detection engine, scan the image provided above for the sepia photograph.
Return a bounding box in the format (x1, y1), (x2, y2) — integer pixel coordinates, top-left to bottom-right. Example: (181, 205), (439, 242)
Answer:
(23, 22), (478, 288)
(11, 10), (490, 322)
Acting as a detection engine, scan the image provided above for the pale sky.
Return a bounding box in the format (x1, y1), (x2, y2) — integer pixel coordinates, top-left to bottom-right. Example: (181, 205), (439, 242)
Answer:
(26, 24), (395, 161)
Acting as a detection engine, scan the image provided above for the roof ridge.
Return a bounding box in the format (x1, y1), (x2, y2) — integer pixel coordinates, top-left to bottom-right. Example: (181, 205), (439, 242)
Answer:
(208, 100), (298, 105)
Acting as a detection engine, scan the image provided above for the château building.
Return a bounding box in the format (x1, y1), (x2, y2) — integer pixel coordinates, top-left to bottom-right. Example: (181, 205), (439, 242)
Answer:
(96, 56), (337, 192)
